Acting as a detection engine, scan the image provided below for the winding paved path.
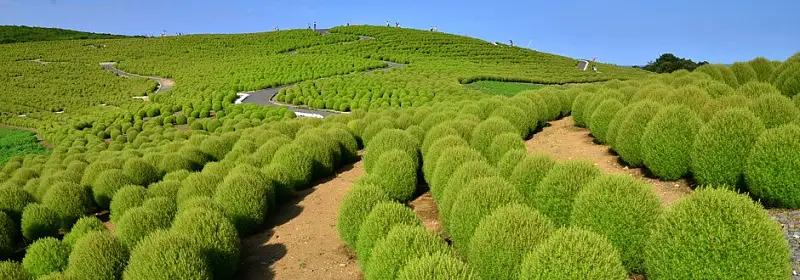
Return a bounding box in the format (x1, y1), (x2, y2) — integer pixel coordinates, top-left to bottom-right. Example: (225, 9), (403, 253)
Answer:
(100, 62), (175, 93)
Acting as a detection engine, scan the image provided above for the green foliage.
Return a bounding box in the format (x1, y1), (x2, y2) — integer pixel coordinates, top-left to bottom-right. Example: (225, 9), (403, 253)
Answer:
(0, 128), (48, 165)
(65, 231), (128, 280)
(429, 147), (483, 201)
(496, 149), (527, 178)
(641, 105), (703, 180)
(519, 228), (626, 280)
(464, 80), (547, 96)
(62, 216), (107, 248)
(490, 106), (530, 137)
(364, 129), (419, 174)
(0, 261), (27, 280)
(171, 207), (239, 280)
(614, 100), (662, 167)
(213, 166), (272, 236)
(269, 143), (314, 190)
(21, 203), (60, 240)
(745, 124), (800, 208)
(571, 92), (593, 127)
(122, 230), (212, 280)
(355, 202), (422, 268)
(366, 149), (417, 202)
(0, 25), (132, 44)
(645, 188), (790, 279)
(0, 185), (35, 222)
(421, 123), (461, 157)
(397, 253), (480, 280)
(470, 117), (517, 158)
(327, 128), (358, 164)
(748, 57), (776, 82)
(730, 62), (757, 84)
(123, 157), (160, 186)
(22, 237), (70, 278)
(588, 99), (624, 144)
(364, 225), (450, 280)
(337, 181), (390, 249)
(294, 132), (336, 178)
(109, 185), (146, 223)
(448, 177), (522, 252)
(439, 160), (498, 222)
(91, 169), (133, 209)
(640, 53), (709, 73)
(141, 197), (176, 225)
(146, 180), (180, 201)
(468, 204), (554, 280)
(486, 132), (525, 165)
(42, 182), (94, 228)
(421, 135), (468, 184)
(509, 153), (555, 205)
(176, 172), (220, 205)
(532, 160), (601, 226)
(749, 93), (799, 128)
(691, 109), (765, 187)
(116, 207), (171, 249)
(0, 212), (17, 259)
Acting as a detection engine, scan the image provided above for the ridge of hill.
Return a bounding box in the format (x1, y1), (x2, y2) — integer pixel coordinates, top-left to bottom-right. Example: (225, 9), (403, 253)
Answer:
(0, 25), (136, 44)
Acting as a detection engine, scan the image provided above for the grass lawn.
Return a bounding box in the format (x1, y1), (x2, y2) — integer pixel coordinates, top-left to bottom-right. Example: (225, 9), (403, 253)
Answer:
(464, 80), (550, 96)
(0, 127), (48, 164)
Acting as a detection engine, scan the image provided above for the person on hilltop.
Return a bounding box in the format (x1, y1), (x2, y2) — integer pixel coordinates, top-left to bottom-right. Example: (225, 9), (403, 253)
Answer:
(313, 21), (317, 30)
(593, 64), (599, 73)
(307, 23), (311, 30)
(395, 22), (399, 28)
(386, 21), (390, 27)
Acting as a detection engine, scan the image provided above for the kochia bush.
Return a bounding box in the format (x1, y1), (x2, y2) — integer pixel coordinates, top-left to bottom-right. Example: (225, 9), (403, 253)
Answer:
(397, 253), (480, 280)
(421, 135), (468, 183)
(20, 203), (60, 240)
(691, 108), (765, 187)
(490, 105), (530, 138)
(614, 100), (662, 167)
(355, 202), (422, 268)
(367, 149), (417, 202)
(269, 143), (314, 190)
(447, 177), (522, 252)
(532, 160), (601, 226)
(364, 225), (450, 280)
(588, 99), (624, 144)
(519, 228), (627, 280)
(748, 93), (800, 129)
(429, 147), (483, 200)
(91, 169), (133, 209)
(487, 132), (525, 165)
(22, 237), (70, 278)
(509, 153), (556, 205)
(745, 124), (800, 208)
(109, 185), (147, 223)
(364, 129), (419, 174)
(439, 160), (498, 222)
(66, 231), (129, 280)
(641, 105), (703, 180)
(171, 207), (240, 280)
(62, 216), (107, 248)
(0, 185), (35, 222)
(0, 212), (17, 259)
(214, 168), (272, 236)
(123, 158), (160, 187)
(470, 117), (517, 159)
(496, 149), (527, 178)
(116, 207), (171, 249)
(122, 230), (212, 280)
(0, 261), (27, 280)
(336, 181), (390, 249)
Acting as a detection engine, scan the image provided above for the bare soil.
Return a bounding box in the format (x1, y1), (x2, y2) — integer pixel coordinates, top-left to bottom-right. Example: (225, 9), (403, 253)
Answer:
(237, 160), (365, 280)
(408, 191), (442, 235)
(524, 117), (692, 206)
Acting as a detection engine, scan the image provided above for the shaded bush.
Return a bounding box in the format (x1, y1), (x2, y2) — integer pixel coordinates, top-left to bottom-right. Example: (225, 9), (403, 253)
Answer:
(749, 93), (799, 129)
(122, 230), (212, 280)
(116, 207), (171, 249)
(439, 160), (497, 222)
(42, 182), (94, 228)
(294, 132), (336, 179)
(91, 169), (133, 209)
(519, 228), (626, 280)
(199, 136), (234, 161)
(645, 188), (790, 279)
(327, 128), (359, 164)
(468, 204), (554, 280)
(614, 100), (662, 167)
(171, 207), (239, 280)
(0, 261), (27, 280)
(730, 62), (757, 85)
(109, 185), (146, 223)
(0, 185), (35, 222)
(748, 57), (776, 82)
(65, 231), (128, 280)
(364, 129), (419, 174)
(470, 117), (517, 158)
(589, 99), (624, 144)
(448, 177), (522, 252)
(691, 108), (765, 187)
(269, 143), (314, 190)
(509, 153), (556, 206)
(21, 203), (60, 240)
(214, 168), (272, 236)
(486, 132), (525, 165)
(641, 105), (703, 180)
(355, 202), (422, 268)
(367, 149), (417, 202)
(123, 158), (160, 186)
(364, 225), (450, 280)
(604, 106), (630, 149)
(745, 124), (800, 208)
(62, 216), (107, 248)
(162, 170), (191, 182)
(336, 181), (390, 249)
(22, 237), (70, 278)
(532, 160), (601, 226)
(0, 212), (17, 259)
(397, 252), (479, 280)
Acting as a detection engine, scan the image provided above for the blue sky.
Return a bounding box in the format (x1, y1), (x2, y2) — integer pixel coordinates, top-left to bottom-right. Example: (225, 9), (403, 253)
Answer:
(1, 0), (798, 66)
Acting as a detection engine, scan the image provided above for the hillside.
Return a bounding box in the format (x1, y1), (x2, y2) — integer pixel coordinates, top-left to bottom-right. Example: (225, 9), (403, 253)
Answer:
(0, 25), (134, 44)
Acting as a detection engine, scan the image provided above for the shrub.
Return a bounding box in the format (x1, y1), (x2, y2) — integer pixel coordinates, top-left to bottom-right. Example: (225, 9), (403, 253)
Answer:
(421, 135), (468, 183)
(361, 119), (396, 145)
(439, 161), (497, 222)
(269, 143), (314, 190)
(570, 175), (661, 273)
(162, 170), (191, 182)
(397, 252), (479, 280)
(468, 204), (554, 280)
(66, 231), (128, 280)
(448, 177), (522, 252)
(336, 181), (390, 249)
(641, 105), (703, 180)
(701, 94), (752, 121)
(645, 188), (790, 279)
(589, 99), (624, 144)
(490, 106), (529, 138)
(176, 172), (220, 205)
(614, 100), (662, 167)
(749, 93), (800, 129)
(171, 207), (239, 279)
(486, 132), (525, 165)
(496, 149), (527, 178)
(91, 169), (133, 209)
(116, 207), (171, 249)
(295, 132), (337, 178)
(0, 212), (17, 259)
(519, 228), (626, 280)
(62, 216), (107, 248)
(691, 108), (765, 187)
(364, 129), (419, 173)
(749, 57), (776, 82)
(355, 202), (422, 268)
(604, 106), (630, 149)
(367, 150), (417, 202)
(21, 203), (60, 240)
(745, 124), (800, 208)
(41, 182), (94, 228)
(421, 124), (460, 157)
(158, 153), (195, 174)
(79, 161), (121, 188)
(326, 128), (358, 164)
(108, 185), (149, 224)
(123, 158), (160, 186)
(532, 160), (601, 226)
(214, 169), (272, 236)
(662, 86), (712, 114)
(0, 186), (35, 222)
(0, 261), (27, 280)
(470, 117), (517, 158)
(364, 225), (450, 280)
(731, 62), (757, 84)
(22, 237), (70, 278)
(146, 180), (181, 202)
(509, 153), (555, 205)
(429, 147), (483, 200)
(122, 230), (212, 280)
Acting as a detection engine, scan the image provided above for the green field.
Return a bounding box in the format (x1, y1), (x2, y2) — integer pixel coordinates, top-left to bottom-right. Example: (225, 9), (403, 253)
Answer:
(464, 80), (550, 96)
(0, 127), (48, 165)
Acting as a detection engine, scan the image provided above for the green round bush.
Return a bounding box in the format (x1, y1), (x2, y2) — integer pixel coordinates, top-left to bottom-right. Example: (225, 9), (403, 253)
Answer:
(21, 203), (60, 240)
(470, 117), (517, 159)
(109, 185), (147, 223)
(66, 231), (128, 280)
(662, 86), (712, 114)
(176, 196), (225, 215)
(421, 135), (468, 183)
(41, 182), (93, 228)
(0, 261), (27, 280)
(79, 161), (121, 188)
(364, 129), (419, 174)
(496, 149), (527, 179)
(162, 170), (191, 182)
(439, 161), (497, 222)
(91, 169), (133, 209)
(171, 207), (239, 279)
(604, 105), (631, 149)
(63, 216), (107, 248)
(327, 128), (358, 164)
(701, 94), (752, 121)
(641, 105), (704, 180)
(199, 136), (233, 161)
(490, 106), (529, 138)
(448, 177), (522, 252)
(691, 108), (765, 187)
(116, 207), (171, 249)
(429, 146), (484, 200)
(519, 228), (626, 280)
(122, 230), (212, 280)
(397, 252), (479, 280)
(294, 132), (336, 179)
(421, 124), (460, 157)
(0, 186), (35, 222)
(614, 100), (662, 167)
(367, 149), (417, 202)
(158, 153), (195, 174)
(532, 160), (602, 226)
(735, 81), (782, 98)
(645, 188), (790, 279)
(0, 212), (17, 259)
(468, 204), (554, 280)
(146, 180), (181, 202)
(176, 172), (220, 205)
(589, 99), (624, 144)
(269, 143), (314, 190)
(745, 124), (800, 208)
(361, 119), (396, 145)
(364, 225), (450, 280)
(748, 57), (776, 82)
(336, 181), (390, 249)
(141, 197), (176, 225)
(355, 202), (422, 268)
(214, 169), (272, 236)
(509, 153), (556, 206)
(123, 158), (160, 186)
(731, 62), (757, 85)
(570, 175), (661, 273)
(486, 132), (525, 165)
(22, 237), (70, 278)
(749, 93), (800, 129)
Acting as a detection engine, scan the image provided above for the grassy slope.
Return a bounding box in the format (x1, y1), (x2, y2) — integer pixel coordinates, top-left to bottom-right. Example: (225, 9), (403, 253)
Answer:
(464, 81), (549, 96)
(0, 25), (134, 44)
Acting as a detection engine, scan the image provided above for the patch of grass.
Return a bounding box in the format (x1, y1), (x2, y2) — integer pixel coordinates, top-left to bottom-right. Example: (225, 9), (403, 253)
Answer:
(0, 128), (48, 165)
(464, 81), (548, 96)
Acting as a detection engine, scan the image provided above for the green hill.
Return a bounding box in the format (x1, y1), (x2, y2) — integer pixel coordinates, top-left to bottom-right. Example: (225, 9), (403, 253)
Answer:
(0, 25), (134, 44)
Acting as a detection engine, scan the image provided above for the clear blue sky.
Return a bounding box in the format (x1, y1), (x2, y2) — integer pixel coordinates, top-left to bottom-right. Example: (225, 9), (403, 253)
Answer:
(1, 0), (798, 66)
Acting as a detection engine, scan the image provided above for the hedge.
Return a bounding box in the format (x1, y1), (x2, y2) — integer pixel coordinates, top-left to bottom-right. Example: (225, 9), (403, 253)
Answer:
(336, 181), (391, 249)
(470, 117), (517, 159)
(645, 188), (790, 279)
(65, 231), (129, 280)
(116, 207), (171, 249)
(171, 207), (240, 279)
(364, 225), (450, 280)
(745, 124), (800, 208)
(269, 143), (314, 190)
(614, 100), (662, 167)
(570, 175), (661, 274)
(364, 129), (419, 174)
(62, 216), (107, 248)
(748, 93), (799, 129)
(640, 105), (703, 180)
(146, 180), (181, 202)
(122, 230), (212, 280)
(509, 152), (556, 207)
(439, 161), (497, 223)
(588, 99), (624, 144)
(468, 204), (554, 280)
(519, 228), (626, 280)
(22, 237), (70, 278)
(355, 202), (422, 268)
(532, 160), (601, 226)
(0, 212), (16, 259)
(0, 261), (27, 280)
(91, 169), (133, 209)
(691, 108), (765, 187)
(214, 168), (272, 236)
(429, 147), (483, 200)
(109, 185), (147, 223)
(447, 176), (522, 252)
(486, 132), (525, 165)
(421, 136), (468, 184)
(21, 203), (60, 240)
(0, 185), (35, 222)
(397, 252), (480, 280)
(367, 149), (417, 202)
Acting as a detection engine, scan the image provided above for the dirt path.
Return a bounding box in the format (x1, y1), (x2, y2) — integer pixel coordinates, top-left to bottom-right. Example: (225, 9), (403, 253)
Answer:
(238, 160), (365, 280)
(524, 117), (692, 206)
(99, 62), (174, 93)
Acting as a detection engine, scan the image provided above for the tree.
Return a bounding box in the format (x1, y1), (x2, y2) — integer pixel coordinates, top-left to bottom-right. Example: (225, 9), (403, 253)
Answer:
(639, 53), (708, 73)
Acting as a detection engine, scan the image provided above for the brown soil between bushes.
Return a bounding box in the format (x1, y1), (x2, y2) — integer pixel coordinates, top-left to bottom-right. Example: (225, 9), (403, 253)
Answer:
(525, 117), (692, 206)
